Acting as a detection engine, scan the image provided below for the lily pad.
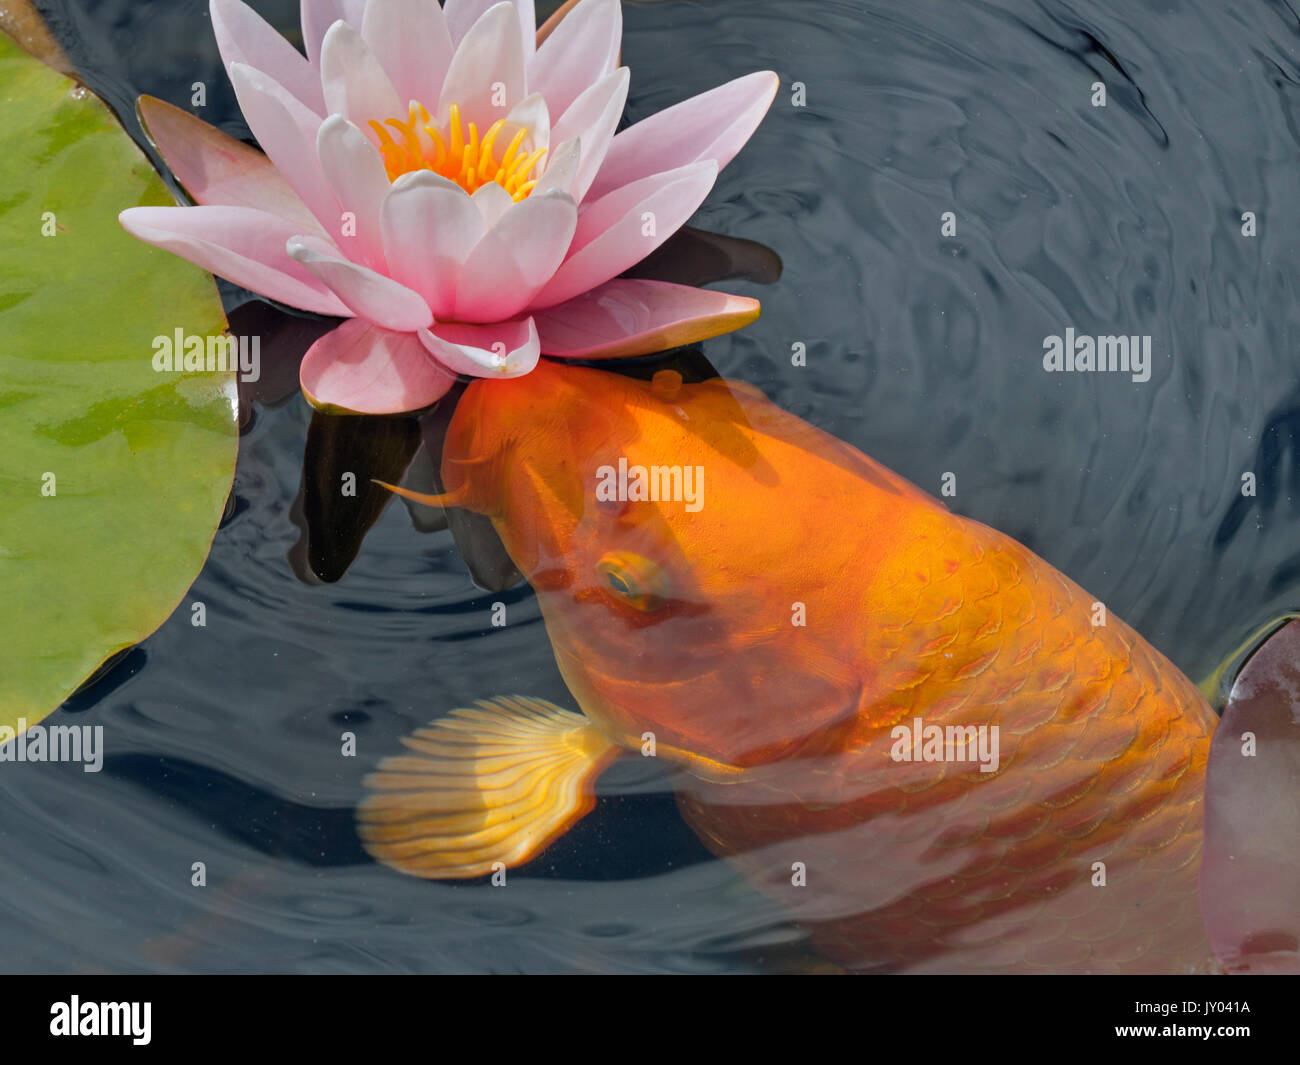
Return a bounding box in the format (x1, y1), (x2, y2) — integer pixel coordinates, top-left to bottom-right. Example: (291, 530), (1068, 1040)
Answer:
(1201, 619), (1300, 974)
(0, 30), (236, 734)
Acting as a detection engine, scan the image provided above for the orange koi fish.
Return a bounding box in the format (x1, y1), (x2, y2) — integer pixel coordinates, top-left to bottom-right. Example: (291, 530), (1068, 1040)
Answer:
(359, 359), (1219, 974)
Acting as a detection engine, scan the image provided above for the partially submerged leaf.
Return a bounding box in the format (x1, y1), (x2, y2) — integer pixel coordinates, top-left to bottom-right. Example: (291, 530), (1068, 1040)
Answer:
(1201, 619), (1300, 974)
(288, 409), (423, 584)
(0, 30), (236, 732)
(623, 225), (784, 288)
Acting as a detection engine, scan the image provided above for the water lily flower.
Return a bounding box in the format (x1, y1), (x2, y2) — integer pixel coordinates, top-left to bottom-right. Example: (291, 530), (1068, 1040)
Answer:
(119, 0), (778, 413)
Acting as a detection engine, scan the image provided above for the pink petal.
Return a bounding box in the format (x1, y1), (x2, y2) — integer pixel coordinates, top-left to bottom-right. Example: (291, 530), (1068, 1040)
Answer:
(379, 171), (486, 319)
(443, 0), (495, 41)
(288, 234), (433, 330)
(299, 318), (454, 413)
(360, 0), (454, 112)
(437, 1), (526, 131)
(566, 163), (700, 256)
(1201, 619), (1300, 974)
(119, 205), (351, 316)
(445, 0), (535, 53)
(454, 190), (577, 320)
(531, 136), (580, 198)
(530, 159), (718, 309)
(211, 0), (325, 113)
(534, 279), (761, 359)
(320, 20), (402, 141)
(504, 91), (550, 154)
(470, 181), (515, 227)
(586, 71), (779, 202)
(137, 94), (325, 237)
(518, 0), (538, 55)
(527, 0), (620, 118)
(418, 317), (540, 377)
(228, 63), (338, 232)
(550, 66), (628, 204)
(316, 115), (391, 270)
(301, 0), (367, 65)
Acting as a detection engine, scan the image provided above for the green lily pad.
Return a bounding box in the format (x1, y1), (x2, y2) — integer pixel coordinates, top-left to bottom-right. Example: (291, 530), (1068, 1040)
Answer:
(0, 30), (236, 735)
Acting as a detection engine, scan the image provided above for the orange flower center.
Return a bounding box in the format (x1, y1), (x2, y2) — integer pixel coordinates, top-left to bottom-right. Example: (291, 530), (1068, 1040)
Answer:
(369, 101), (547, 201)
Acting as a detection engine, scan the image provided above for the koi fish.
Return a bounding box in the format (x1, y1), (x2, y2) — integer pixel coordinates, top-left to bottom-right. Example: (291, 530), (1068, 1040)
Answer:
(358, 359), (1219, 974)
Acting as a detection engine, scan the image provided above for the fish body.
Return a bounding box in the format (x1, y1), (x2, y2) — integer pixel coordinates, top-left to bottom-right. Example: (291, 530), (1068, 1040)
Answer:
(368, 360), (1218, 973)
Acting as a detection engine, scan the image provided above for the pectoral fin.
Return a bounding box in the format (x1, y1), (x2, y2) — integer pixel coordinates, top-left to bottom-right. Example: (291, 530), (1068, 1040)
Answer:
(357, 696), (621, 879)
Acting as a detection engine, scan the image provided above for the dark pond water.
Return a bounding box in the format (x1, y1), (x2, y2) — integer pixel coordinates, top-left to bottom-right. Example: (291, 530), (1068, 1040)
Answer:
(4, 0), (1300, 972)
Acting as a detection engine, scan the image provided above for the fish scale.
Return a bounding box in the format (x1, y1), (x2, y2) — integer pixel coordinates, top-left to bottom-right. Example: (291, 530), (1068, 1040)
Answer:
(676, 517), (1215, 973)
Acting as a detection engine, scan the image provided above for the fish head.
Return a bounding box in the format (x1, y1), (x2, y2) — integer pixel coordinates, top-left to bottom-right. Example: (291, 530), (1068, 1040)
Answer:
(441, 360), (924, 775)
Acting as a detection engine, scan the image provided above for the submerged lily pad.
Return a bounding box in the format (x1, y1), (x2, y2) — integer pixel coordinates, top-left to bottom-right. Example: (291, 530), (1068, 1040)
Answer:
(0, 30), (236, 734)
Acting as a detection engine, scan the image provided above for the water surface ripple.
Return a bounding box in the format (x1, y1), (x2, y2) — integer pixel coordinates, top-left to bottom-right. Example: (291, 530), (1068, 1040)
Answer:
(5, 0), (1300, 972)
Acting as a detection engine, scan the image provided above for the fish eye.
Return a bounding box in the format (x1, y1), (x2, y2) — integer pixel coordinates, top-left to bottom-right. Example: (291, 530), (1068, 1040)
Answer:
(596, 552), (670, 612)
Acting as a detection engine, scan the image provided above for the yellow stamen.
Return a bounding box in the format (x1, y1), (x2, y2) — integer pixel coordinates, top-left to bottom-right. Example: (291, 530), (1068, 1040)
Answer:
(478, 120), (507, 182)
(462, 123), (480, 185)
(425, 125), (448, 169)
(369, 99), (549, 200)
(499, 129), (527, 176)
(368, 120), (406, 182)
(505, 148), (546, 195)
(448, 103), (464, 170)
(385, 111), (424, 163)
